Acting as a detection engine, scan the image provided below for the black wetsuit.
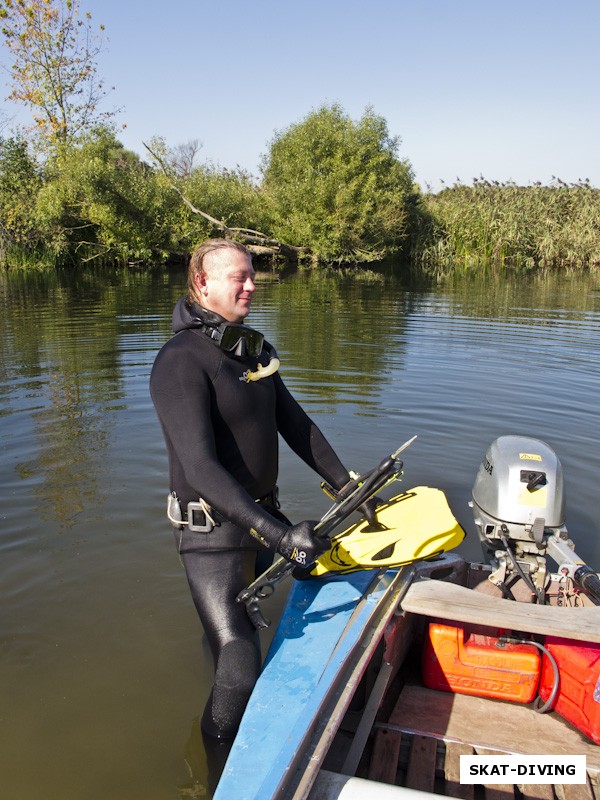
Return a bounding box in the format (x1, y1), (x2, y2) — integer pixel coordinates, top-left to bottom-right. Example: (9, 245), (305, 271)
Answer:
(150, 298), (349, 738)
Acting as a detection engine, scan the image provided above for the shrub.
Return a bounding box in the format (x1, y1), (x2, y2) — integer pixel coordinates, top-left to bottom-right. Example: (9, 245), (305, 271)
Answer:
(261, 104), (417, 264)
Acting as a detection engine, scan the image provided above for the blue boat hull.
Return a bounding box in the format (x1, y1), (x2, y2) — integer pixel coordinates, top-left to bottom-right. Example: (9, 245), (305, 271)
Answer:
(214, 566), (416, 800)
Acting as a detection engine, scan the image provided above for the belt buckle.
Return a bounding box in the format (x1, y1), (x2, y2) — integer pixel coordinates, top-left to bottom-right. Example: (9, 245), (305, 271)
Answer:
(186, 502), (214, 533)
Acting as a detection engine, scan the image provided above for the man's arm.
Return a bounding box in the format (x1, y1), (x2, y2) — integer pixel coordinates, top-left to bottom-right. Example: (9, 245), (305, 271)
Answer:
(273, 373), (351, 491)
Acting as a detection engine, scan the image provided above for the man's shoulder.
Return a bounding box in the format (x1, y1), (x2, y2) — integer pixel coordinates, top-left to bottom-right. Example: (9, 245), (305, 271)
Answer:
(152, 329), (221, 375)
(156, 328), (210, 353)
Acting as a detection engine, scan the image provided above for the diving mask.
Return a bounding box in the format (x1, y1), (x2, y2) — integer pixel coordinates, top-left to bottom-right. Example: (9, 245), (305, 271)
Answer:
(213, 323), (280, 381)
(186, 299), (278, 370)
(209, 322), (264, 357)
(187, 299), (264, 357)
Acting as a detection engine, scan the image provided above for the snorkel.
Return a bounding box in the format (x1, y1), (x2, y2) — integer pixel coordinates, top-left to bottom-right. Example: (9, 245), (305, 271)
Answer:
(240, 347), (281, 383)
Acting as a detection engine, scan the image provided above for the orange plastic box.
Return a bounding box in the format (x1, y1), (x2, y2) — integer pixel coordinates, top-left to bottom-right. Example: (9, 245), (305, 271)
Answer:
(423, 622), (541, 703)
(539, 636), (600, 744)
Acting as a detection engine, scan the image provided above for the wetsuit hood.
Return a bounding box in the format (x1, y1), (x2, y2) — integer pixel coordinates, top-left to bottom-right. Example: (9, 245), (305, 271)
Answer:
(172, 297), (225, 333)
(172, 296), (273, 364)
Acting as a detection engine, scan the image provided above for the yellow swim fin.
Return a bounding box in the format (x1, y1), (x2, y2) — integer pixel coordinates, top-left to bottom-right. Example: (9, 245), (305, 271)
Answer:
(309, 486), (465, 577)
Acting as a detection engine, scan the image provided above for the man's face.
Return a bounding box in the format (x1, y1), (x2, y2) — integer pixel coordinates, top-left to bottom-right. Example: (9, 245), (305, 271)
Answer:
(196, 248), (256, 323)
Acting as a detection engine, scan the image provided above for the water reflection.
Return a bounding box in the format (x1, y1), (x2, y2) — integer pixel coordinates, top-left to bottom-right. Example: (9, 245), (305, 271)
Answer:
(254, 274), (428, 418)
(1, 265), (600, 799)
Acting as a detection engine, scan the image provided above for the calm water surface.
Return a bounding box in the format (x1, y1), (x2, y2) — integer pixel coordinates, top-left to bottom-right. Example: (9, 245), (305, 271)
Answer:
(1, 265), (600, 799)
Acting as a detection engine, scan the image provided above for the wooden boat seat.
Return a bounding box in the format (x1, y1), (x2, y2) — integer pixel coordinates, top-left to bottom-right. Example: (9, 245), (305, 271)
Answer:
(370, 685), (600, 800)
(401, 579), (600, 643)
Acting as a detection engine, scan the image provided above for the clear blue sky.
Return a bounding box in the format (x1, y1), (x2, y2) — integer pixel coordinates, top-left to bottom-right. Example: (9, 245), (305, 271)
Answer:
(2, 0), (598, 190)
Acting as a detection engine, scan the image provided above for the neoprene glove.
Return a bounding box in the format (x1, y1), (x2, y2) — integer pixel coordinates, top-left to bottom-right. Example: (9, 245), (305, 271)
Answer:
(277, 520), (329, 567)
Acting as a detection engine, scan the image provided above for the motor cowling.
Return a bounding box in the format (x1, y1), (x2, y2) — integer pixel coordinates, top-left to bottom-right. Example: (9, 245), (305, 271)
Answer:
(471, 435), (566, 560)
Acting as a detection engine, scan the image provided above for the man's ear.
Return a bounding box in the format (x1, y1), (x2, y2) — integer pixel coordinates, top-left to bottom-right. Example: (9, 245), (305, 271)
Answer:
(195, 271), (208, 297)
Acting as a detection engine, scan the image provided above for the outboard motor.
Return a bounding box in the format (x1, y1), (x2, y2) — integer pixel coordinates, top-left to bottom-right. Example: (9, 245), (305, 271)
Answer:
(471, 436), (569, 599)
(471, 435), (600, 604)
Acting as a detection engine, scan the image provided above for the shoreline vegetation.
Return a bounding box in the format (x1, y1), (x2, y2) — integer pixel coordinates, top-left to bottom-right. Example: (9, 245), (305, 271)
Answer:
(0, 3), (597, 275)
(1, 109), (598, 275)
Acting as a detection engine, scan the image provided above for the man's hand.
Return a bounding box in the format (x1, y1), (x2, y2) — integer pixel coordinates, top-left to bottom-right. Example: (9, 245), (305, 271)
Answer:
(277, 520), (329, 567)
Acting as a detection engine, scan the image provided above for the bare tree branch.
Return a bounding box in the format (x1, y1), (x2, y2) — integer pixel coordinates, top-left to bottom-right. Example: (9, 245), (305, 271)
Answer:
(142, 140), (305, 260)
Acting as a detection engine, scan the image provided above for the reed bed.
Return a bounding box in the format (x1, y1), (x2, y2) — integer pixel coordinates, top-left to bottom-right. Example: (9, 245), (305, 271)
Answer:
(416, 178), (600, 273)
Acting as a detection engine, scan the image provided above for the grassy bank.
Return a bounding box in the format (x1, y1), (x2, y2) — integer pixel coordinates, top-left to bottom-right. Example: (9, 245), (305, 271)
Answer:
(416, 179), (600, 273)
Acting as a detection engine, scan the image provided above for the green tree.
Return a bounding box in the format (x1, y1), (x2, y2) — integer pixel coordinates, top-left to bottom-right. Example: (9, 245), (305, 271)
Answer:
(35, 129), (181, 265)
(0, 0), (115, 148)
(0, 134), (45, 264)
(145, 135), (273, 253)
(261, 104), (417, 263)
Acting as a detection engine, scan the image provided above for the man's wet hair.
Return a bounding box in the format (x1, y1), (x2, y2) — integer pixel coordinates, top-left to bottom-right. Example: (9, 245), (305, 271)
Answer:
(187, 239), (251, 302)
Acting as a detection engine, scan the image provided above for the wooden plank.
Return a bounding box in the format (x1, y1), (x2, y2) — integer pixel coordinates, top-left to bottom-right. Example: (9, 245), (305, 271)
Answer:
(519, 784), (554, 799)
(554, 781), (596, 800)
(406, 735), (437, 793)
(368, 728), (402, 784)
(589, 769), (600, 791)
(483, 784), (516, 799)
(472, 746), (516, 800)
(401, 579), (600, 642)
(382, 686), (600, 769)
(444, 741), (474, 799)
(368, 673), (410, 783)
(555, 779), (594, 800)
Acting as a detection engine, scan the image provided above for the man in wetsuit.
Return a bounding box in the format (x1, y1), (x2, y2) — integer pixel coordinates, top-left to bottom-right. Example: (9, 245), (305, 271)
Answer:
(150, 238), (352, 741)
